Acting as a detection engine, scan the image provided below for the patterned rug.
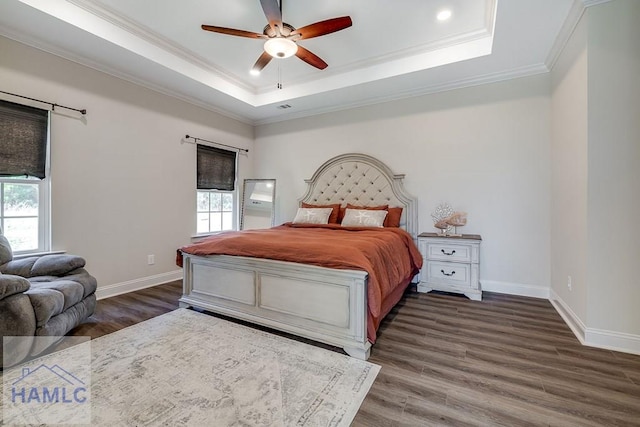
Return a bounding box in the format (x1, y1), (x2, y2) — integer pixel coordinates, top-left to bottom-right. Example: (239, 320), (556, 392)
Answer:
(2, 309), (379, 426)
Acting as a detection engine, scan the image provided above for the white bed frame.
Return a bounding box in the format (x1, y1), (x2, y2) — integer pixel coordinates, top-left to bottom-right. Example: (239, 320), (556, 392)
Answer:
(179, 153), (418, 360)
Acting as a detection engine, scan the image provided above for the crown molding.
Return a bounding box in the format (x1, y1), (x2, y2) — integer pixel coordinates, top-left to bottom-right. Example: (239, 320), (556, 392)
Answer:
(255, 63), (549, 126)
(67, 0), (253, 93)
(545, 0), (613, 70)
(0, 28), (253, 125)
(581, 0), (612, 6)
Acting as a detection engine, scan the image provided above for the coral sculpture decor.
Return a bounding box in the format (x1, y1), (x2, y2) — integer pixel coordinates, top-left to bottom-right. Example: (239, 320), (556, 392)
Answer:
(431, 203), (468, 236)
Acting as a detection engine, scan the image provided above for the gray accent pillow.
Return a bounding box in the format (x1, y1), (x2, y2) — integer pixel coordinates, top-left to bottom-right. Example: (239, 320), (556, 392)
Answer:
(31, 255), (86, 277)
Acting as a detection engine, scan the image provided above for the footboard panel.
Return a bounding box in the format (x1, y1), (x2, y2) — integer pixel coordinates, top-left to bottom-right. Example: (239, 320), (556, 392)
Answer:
(259, 274), (350, 328)
(179, 254), (370, 358)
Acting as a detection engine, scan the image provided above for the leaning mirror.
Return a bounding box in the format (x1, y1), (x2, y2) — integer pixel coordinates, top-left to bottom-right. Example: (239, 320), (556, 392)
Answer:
(240, 179), (276, 230)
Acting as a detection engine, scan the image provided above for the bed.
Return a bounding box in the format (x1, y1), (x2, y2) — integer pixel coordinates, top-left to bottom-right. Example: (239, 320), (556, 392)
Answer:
(178, 153), (419, 360)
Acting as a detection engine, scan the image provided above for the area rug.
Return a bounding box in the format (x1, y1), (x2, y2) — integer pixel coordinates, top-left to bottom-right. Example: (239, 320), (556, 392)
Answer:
(2, 308), (379, 426)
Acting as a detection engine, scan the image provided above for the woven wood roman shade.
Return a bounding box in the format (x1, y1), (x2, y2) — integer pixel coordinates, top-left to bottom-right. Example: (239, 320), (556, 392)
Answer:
(196, 144), (236, 191)
(0, 100), (48, 179)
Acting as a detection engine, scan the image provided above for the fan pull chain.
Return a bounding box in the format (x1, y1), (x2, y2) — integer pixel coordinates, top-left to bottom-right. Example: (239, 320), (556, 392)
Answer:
(277, 66), (283, 89)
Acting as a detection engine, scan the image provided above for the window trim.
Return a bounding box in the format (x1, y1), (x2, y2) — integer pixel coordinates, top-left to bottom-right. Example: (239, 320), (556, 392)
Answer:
(0, 176), (50, 254)
(195, 188), (237, 236)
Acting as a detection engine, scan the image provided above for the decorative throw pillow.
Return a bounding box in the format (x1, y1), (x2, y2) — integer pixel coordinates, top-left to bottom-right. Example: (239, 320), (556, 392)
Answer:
(341, 209), (388, 228)
(346, 204), (389, 211)
(345, 204), (402, 227)
(31, 255), (86, 277)
(339, 204), (389, 223)
(301, 202), (341, 224)
(384, 207), (404, 228)
(292, 208), (333, 225)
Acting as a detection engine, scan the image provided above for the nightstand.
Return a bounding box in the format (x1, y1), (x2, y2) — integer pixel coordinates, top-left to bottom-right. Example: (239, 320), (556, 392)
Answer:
(417, 232), (482, 301)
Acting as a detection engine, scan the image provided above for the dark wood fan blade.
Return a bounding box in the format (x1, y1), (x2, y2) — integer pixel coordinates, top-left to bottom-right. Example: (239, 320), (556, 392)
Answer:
(260, 0), (282, 34)
(295, 45), (328, 70)
(252, 51), (273, 73)
(292, 16), (352, 40)
(201, 25), (265, 39)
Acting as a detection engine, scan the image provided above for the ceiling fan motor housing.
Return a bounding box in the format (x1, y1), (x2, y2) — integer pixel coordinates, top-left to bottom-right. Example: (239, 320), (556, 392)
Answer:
(263, 22), (296, 38)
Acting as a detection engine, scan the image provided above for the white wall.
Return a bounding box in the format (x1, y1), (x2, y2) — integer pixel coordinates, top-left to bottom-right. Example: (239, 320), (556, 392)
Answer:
(255, 75), (552, 296)
(586, 0), (640, 337)
(549, 0), (640, 350)
(0, 36), (254, 293)
(550, 15), (588, 325)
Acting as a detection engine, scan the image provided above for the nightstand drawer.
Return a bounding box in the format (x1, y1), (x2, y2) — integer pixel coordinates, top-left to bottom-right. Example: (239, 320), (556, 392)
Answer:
(425, 261), (471, 287)
(422, 242), (475, 262)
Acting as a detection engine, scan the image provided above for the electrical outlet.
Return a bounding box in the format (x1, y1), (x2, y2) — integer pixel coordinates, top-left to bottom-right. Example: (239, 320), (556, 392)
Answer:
(567, 275), (572, 291)
(147, 254), (155, 265)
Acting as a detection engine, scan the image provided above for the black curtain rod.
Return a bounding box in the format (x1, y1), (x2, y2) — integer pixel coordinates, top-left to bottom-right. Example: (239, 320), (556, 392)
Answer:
(0, 90), (87, 115)
(185, 135), (249, 153)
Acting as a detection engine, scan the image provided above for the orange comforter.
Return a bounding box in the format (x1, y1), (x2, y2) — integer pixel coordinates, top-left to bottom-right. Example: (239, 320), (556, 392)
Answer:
(177, 223), (423, 343)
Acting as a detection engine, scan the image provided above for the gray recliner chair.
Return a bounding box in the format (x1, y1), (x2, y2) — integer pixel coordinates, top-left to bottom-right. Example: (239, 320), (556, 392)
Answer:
(0, 229), (97, 367)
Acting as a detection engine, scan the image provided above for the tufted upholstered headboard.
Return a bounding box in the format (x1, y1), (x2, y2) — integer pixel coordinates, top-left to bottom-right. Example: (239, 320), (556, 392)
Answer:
(298, 153), (418, 239)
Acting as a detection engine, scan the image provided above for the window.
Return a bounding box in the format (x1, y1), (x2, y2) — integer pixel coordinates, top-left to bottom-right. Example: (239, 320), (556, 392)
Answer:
(197, 190), (234, 233)
(196, 144), (237, 234)
(0, 100), (50, 253)
(0, 177), (48, 252)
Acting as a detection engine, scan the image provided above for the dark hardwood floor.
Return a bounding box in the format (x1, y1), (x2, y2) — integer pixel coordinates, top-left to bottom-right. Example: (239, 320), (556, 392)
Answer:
(69, 282), (640, 426)
(69, 281), (184, 339)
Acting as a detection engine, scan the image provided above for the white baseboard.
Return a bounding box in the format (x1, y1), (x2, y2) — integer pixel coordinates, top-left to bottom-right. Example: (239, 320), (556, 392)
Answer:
(481, 280), (550, 299)
(550, 289), (640, 356)
(584, 329), (640, 356)
(96, 270), (183, 300)
(548, 288), (586, 344)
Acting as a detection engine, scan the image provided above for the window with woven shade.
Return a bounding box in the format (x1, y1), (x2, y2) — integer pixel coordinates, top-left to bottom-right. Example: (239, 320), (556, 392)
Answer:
(196, 144), (237, 233)
(0, 99), (50, 253)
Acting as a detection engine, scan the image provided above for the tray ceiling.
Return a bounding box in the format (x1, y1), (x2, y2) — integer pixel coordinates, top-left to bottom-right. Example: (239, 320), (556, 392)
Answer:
(0, 0), (575, 124)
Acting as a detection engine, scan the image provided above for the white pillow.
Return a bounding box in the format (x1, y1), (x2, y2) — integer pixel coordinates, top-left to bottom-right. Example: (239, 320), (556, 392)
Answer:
(292, 207), (333, 224)
(341, 209), (388, 228)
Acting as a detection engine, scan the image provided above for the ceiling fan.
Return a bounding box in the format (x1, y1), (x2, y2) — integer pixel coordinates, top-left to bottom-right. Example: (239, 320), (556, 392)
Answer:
(201, 0), (352, 74)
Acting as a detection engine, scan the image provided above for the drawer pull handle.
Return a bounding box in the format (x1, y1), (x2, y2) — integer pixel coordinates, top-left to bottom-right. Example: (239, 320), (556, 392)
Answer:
(441, 249), (456, 256)
(441, 270), (456, 277)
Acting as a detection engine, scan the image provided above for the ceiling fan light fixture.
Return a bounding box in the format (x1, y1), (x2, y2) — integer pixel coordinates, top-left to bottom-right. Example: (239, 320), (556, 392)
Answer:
(264, 37), (298, 58)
